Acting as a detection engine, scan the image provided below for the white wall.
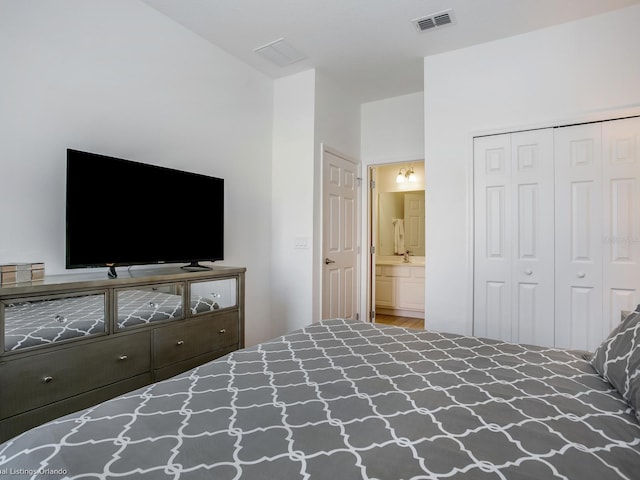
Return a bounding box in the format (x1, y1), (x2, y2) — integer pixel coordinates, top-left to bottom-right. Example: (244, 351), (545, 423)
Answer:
(360, 92), (425, 320)
(313, 71), (361, 321)
(0, 0), (274, 346)
(270, 69), (360, 334)
(424, 4), (640, 336)
(361, 92), (425, 164)
(271, 70), (316, 336)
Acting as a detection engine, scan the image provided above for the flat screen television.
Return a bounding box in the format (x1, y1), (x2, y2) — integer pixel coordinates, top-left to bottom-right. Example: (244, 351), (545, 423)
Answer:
(66, 149), (224, 271)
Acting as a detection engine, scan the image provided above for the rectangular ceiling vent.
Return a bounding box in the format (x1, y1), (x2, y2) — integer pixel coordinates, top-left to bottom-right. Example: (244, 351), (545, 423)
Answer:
(413, 9), (455, 32)
(254, 38), (307, 67)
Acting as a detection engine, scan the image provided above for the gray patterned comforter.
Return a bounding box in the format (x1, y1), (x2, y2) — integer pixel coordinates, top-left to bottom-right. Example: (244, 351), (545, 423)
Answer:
(1, 319), (638, 479)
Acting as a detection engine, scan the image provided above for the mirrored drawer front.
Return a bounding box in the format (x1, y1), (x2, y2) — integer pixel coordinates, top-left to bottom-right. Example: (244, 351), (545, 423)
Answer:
(0, 331), (150, 418)
(154, 312), (239, 369)
(117, 283), (185, 329)
(3, 293), (106, 352)
(190, 278), (237, 314)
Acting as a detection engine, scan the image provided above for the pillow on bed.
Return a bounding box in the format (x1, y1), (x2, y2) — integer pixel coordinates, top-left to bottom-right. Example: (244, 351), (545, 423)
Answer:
(591, 306), (640, 422)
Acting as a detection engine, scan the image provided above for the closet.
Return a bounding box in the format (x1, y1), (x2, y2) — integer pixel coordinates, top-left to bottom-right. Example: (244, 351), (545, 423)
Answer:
(473, 116), (640, 350)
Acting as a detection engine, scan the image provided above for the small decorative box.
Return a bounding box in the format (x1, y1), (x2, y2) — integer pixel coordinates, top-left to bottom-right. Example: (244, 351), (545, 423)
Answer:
(0, 263), (45, 285)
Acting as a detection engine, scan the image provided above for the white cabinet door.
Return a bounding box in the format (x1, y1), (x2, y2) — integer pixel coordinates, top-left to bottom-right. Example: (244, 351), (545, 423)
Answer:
(396, 276), (424, 310)
(554, 124), (604, 351)
(375, 276), (394, 307)
(602, 117), (640, 334)
(474, 130), (554, 346)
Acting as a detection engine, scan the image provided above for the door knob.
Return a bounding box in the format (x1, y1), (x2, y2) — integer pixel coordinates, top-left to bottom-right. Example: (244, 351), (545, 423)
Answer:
(325, 258), (336, 265)
(524, 268), (533, 276)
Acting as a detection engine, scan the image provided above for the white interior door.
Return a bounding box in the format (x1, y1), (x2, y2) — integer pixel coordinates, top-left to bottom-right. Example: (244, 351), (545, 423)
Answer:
(474, 134), (512, 341)
(475, 117), (640, 350)
(554, 123), (604, 350)
(510, 129), (555, 346)
(368, 166), (377, 321)
(474, 129), (554, 346)
(404, 192), (425, 256)
(602, 117), (640, 332)
(322, 148), (360, 320)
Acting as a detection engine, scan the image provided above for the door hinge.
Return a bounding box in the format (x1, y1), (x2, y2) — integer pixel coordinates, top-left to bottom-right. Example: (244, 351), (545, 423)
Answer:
(370, 179), (375, 189)
(370, 245), (375, 254)
(356, 312), (360, 321)
(370, 310), (375, 321)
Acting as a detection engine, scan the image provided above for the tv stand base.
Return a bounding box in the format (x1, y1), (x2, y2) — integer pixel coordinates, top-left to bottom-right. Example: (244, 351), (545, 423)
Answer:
(181, 262), (212, 272)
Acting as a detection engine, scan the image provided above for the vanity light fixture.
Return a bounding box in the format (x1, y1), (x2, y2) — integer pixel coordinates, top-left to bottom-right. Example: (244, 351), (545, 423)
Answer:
(396, 167), (417, 183)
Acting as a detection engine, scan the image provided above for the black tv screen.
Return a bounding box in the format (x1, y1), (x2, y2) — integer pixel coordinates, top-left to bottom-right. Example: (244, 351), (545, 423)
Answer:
(66, 149), (224, 269)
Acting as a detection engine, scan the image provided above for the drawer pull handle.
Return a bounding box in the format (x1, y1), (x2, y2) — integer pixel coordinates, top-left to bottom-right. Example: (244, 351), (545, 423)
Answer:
(577, 271), (586, 278)
(176, 340), (185, 346)
(218, 328), (226, 334)
(43, 376), (53, 383)
(118, 355), (128, 361)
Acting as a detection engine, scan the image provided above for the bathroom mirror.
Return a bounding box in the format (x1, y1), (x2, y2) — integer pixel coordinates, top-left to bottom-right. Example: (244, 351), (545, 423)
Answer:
(378, 190), (425, 256)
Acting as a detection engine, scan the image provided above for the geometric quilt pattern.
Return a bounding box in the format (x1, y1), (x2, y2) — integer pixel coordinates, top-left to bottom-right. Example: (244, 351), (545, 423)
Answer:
(1, 319), (639, 479)
(591, 309), (640, 422)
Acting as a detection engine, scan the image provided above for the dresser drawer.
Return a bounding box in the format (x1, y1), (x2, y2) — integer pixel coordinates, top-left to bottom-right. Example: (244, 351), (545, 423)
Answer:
(0, 331), (151, 418)
(154, 312), (239, 369)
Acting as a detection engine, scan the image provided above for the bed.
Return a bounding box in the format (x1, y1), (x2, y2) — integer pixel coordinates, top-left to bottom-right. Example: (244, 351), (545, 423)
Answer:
(1, 317), (638, 479)
(4, 290), (220, 351)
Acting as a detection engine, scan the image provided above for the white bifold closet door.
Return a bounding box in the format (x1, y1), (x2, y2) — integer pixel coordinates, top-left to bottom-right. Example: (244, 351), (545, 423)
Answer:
(474, 117), (640, 350)
(554, 123), (604, 350)
(555, 118), (640, 350)
(474, 129), (555, 347)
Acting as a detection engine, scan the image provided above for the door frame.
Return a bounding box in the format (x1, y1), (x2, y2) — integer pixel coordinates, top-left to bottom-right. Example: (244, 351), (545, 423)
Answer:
(319, 144), (362, 320)
(365, 160), (426, 324)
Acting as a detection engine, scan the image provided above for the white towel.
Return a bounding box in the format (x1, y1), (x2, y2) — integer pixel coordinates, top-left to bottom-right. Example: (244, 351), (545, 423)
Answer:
(392, 218), (405, 254)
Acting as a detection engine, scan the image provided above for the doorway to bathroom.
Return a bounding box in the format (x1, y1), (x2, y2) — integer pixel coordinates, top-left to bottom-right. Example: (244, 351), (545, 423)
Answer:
(368, 162), (426, 329)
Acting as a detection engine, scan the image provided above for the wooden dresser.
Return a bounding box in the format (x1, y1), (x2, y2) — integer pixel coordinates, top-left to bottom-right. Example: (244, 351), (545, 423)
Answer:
(0, 266), (245, 442)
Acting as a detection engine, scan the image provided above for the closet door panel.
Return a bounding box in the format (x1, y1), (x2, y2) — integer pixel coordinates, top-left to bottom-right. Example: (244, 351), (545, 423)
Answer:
(554, 124), (603, 350)
(603, 117), (640, 333)
(474, 135), (512, 341)
(511, 130), (555, 347)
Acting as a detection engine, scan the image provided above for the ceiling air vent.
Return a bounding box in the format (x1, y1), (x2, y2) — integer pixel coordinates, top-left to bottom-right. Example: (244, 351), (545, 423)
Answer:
(254, 38), (307, 67)
(413, 9), (455, 32)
